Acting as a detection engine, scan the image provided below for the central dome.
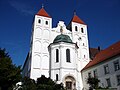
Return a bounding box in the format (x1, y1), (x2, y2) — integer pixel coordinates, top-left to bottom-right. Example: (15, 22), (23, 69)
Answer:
(53, 34), (72, 43)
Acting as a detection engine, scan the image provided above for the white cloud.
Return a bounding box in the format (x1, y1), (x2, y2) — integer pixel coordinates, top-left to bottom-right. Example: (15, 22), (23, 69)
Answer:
(8, 0), (35, 15)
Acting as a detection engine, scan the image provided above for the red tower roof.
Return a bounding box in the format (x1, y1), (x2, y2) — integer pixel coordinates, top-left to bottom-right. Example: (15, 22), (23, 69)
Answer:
(37, 8), (51, 18)
(72, 15), (85, 24)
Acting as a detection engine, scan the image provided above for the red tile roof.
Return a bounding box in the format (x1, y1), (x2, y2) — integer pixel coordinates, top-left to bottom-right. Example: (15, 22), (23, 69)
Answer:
(37, 8), (51, 18)
(82, 41), (120, 71)
(72, 15), (85, 24)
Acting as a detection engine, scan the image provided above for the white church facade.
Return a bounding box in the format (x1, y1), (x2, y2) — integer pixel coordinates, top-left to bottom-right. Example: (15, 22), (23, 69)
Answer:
(22, 7), (90, 90)
(22, 8), (120, 90)
(22, 7), (120, 90)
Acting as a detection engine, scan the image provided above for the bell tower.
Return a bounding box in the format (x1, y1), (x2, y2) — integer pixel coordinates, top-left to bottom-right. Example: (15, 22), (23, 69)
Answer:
(69, 12), (90, 89)
(29, 7), (52, 80)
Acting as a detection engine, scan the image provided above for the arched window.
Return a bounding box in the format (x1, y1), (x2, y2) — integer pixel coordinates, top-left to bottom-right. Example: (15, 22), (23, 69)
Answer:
(75, 26), (78, 31)
(56, 74), (58, 81)
(66, 49), (70, 62)
(84, 55), (86, 58)
(83, 43), (85, 46)
(38, 19), (41, 23)
(56, 49), (59, 62)
(45, 21), (48, 25)
(81, 28), (84, 33)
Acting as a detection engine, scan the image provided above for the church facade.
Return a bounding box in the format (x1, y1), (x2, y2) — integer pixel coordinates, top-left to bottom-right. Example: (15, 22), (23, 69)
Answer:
(22, 7), (90, 90)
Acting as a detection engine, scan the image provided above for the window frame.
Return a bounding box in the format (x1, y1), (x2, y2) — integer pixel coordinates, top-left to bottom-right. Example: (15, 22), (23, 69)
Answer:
(104, 64), (109, 74)
(56, 74), (58, 81)
(113, 60), (120, 71)
(116, 75), (120, 85)
(88, 72), (92, 78)
(45, 21), (48, 25)
(66, 49), (70, 63)
(56, 49), (59, 63)
(75, 26), (78, 31)
(81, 28), (84, 33)
(106, 78), (111, 87)
(38, 19), (41, 24)
(93, 69), (98, 78)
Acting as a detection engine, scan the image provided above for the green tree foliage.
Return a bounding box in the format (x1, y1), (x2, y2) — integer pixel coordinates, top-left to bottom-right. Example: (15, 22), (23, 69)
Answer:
(37, 75), (64, 90)
(19, 75), (64, 90)
(19, 77), (36, 90)
(0, 48), (22, 90)
(87, 77), (100, 89)
(37, 75), (55, 85)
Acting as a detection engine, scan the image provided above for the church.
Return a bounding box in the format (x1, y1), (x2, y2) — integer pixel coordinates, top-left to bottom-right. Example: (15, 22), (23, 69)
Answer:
(22, 6), (90, 90)
(22, 6), (120, 90)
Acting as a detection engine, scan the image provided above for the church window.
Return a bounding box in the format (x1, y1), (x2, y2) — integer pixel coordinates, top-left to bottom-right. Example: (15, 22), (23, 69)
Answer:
(75, 26), (78, 31)
(56, 49), (59, 62)
(56, 74), (58, 81)
(45, 21), (48, 25)
(38, 19), (41, 23)
(81, 28), (84, 33)
(66, 49), (70, 62)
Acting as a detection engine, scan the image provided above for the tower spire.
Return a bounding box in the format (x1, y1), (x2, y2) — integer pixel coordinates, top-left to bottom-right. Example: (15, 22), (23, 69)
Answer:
(42, 4), (44, 8)
(74, 10), (76, 16)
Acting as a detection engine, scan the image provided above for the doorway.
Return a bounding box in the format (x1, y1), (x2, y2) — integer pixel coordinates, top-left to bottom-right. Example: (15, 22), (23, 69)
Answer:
(64, 76), (76, 90)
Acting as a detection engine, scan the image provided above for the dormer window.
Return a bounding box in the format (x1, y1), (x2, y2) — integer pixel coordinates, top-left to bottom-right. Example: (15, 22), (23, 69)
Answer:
(45, 21), (48, 25)
(75, 26), (78, 31)
(81, 28), (84, 33)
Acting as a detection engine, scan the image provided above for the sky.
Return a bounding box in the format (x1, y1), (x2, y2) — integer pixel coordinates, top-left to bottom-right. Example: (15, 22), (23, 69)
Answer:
(0, 0), (120, 66)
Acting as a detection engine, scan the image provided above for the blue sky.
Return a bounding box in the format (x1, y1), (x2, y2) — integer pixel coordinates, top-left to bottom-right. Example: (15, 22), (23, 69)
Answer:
(0, 0), (120, 66)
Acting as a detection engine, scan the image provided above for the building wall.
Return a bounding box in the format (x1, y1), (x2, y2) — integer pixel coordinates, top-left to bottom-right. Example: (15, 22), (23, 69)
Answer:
(82, 55), (120, 90)
(29, 15), (52, 80)
(49, 42), (82, 89)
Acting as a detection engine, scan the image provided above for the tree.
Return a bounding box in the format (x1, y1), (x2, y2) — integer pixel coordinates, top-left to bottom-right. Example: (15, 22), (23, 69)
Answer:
(19, 75), (64, 90)
(87, 77), (100, 90)
(0, 48), (21, 90)
(37, 75), (64, 90)
(18, 77), (36, 90)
